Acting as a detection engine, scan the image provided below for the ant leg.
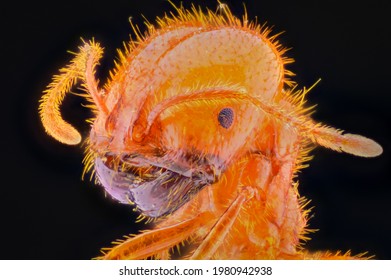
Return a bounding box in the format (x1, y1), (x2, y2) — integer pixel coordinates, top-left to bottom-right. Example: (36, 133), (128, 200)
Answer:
(296, 250), (370, 260)
(99, 211), (214, 260)
(190, 187), (255, 260)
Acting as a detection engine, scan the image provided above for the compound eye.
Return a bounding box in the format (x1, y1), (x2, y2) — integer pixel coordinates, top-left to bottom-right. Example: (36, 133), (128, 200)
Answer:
(218, 108), (234, 129)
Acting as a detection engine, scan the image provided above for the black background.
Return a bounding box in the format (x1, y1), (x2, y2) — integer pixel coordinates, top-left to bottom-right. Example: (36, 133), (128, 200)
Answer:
(2, 0), (390, 259)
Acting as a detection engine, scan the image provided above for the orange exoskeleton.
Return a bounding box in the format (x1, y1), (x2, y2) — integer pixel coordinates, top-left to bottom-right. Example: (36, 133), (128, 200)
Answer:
(39, 3), (382, 259)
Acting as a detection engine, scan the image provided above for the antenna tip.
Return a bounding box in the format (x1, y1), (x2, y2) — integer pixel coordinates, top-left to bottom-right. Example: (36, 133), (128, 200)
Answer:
(341, 133), (383, 158)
